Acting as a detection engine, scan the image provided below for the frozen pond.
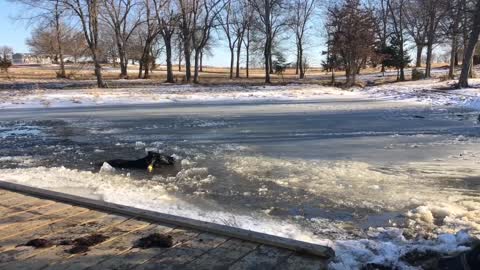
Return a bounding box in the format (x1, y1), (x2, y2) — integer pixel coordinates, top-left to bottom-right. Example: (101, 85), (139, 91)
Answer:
(0, 97), (479, 268)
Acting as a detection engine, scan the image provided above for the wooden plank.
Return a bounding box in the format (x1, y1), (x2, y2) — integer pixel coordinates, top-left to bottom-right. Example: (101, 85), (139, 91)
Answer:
(87, 228), (200, 270)
(0, 211), (107, 264)
(0, 181), (335, 259)
(83, 224), (175, 270)
(45, 218), (152, 270)
(53, 223), (161, 270)
(0, 204), (79, 240)
(0, 191), (21, 203)
(0, 196), (54, 218)
(183, 238), (258, 270)
(0, 210), (104, 251)
(134, 232), (229, 270)
(228, 245), (293, 270)
(275, 253), (329, 270)
(0, 214), (128, 270)
(0, 202), (71, 231)
(0, 192), (39, 207)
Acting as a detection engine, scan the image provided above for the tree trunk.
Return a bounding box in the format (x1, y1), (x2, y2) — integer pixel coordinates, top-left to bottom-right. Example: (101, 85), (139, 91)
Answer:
(54, 1), (66, 79)
(449, 37), (458, 79)
(200, 51), (204, 72)
(469, 43), (476, 78)
(184, 42), (191, 82)
(236, 40), (241, 78)
(415, 45), (423, 67)
(144, 57), (150, 79)
(118, 47), (128, 79)
(142, 43), (151, 79)
(331, 66), (335, 84)
(138, 60), (143, 78)
(345, 67), (353, 87)
(164, 34), (174, 83)
(269, 54), (274, 74)
(264, 40), (271, 83)
(93, 56), (105, 88)
(295, 44), (299, 75)
(246, 45), (250, 79)
(425, 41), (433, 78)
(193, 49), (200, 84)
(425, 7), (436, 78)
(299, 46), (304, 79)
(229, 47), (234, 79)
(178, 49), (182, 72)
(458, 0), (480, 88)
(264, 0), (272, 84)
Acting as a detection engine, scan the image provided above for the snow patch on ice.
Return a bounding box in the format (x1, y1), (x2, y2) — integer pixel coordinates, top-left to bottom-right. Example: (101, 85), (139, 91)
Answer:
(99, 162), (116, 174)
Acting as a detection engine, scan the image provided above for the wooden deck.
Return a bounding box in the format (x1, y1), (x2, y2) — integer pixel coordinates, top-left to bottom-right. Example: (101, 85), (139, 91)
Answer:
(0, 188), (330, 270)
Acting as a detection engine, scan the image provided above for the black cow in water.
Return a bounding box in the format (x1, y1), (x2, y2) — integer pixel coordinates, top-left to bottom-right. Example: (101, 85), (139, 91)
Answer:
(102, 151), (175, 173)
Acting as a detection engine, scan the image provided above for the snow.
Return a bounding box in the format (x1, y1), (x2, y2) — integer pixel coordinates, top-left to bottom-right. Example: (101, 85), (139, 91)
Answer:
(330, 229), (473, 269)
(99, 162), (115, 174)
(363, 78), (480, 111)
(0, 84), (357, 109)
(2, 79), (480, 113)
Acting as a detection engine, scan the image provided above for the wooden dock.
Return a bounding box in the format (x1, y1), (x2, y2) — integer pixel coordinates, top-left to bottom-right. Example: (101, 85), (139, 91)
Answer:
(0, 182), (332, 270)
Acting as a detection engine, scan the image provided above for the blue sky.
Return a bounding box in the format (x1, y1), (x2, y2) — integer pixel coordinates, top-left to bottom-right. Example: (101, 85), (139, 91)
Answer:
(0, 0), (325, 67)
(0, 0), (30, 53)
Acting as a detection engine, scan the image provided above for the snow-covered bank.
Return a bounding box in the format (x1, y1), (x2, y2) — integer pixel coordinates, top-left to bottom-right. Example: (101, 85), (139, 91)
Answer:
(0, 84), (357, 109)
(1, 79), (480, 112)
(363, 78), (480, 111)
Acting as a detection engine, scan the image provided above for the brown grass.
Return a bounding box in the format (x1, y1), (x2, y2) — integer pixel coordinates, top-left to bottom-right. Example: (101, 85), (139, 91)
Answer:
(0, 63), (450, 88)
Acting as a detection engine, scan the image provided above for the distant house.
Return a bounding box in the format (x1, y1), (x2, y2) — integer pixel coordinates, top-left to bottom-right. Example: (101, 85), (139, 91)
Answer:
(12, 53), (23, 64)
(11, 53), (53, 65)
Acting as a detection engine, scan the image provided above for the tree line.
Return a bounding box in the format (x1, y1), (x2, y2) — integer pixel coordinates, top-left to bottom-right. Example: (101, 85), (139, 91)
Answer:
(7, 0), (480, 88)
(325, 0), (480, 87)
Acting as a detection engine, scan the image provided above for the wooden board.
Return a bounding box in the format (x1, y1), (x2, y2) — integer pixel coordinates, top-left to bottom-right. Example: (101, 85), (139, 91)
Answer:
(87, 227), (200, 270)
(0, 186), (331, 270)
(0, 181), (335, 259)
(182, 238), (258, 270)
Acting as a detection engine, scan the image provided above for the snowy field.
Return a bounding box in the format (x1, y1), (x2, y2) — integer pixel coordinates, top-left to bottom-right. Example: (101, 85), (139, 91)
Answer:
(0, 79), (480, 269)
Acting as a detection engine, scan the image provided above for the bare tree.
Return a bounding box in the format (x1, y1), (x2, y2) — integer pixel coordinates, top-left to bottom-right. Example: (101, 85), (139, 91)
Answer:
(241, 1), (255, 78)
(63, 0), (106, 87)
(219, 0), (240, 79)
(0, 46), (13, 75)
(423, 0), (450, 78)
(446, 0), (463, 79)
(372, 0), (389, 72)
(288, 0), (315, 79)
(177, 0), (222, 83)
(153, 0), (178, 83)
(138, 0), (161, 79)
(101, 0), (141, 78)
(387, 0), (407, 81)
(219, 0), (249, 78)
(11, 0), (70, 77)
(403, 0), (428, 67)
(249, 0), (286, 83)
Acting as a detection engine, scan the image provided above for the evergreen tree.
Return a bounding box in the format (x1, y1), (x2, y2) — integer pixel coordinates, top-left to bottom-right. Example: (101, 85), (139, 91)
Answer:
(381, 37), (411, 80)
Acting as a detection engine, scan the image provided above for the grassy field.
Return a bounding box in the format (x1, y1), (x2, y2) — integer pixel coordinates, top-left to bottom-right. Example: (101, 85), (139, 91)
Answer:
(0, 63), (450, 88)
